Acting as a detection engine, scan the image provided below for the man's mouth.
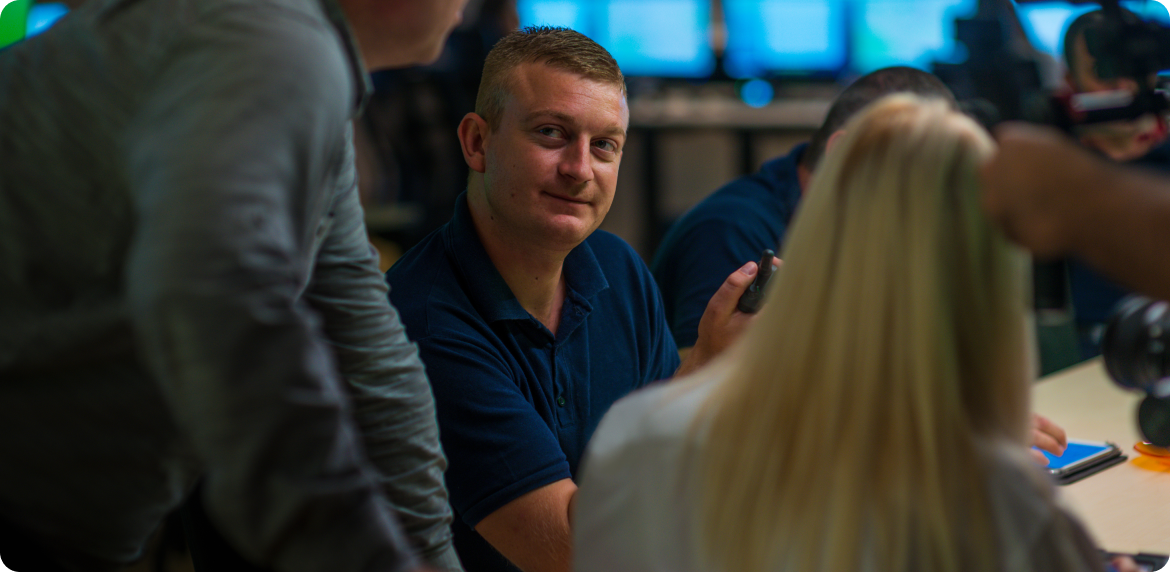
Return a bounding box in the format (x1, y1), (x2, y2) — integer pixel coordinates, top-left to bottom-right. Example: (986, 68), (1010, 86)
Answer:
(544, 192), (589, 205)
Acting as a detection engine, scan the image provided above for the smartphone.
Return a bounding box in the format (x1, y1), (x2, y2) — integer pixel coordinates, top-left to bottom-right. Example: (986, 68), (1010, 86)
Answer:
(1037, 439), (1122, 478)
(736, 249), (776, 314)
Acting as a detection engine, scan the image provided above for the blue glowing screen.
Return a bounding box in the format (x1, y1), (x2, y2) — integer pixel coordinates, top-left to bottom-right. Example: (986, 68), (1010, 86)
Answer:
(517, 0), (715, 78)
(517, 0), (1170, 79)
(723, 0), (848, 78)
(853, 0), (978, 74)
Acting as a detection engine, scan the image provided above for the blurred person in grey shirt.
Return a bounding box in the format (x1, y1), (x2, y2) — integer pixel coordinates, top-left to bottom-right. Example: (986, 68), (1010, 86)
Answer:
(0, 0), (468, 571)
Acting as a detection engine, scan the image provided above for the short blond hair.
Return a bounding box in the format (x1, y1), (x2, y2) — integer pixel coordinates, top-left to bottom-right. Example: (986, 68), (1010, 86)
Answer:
(475, 26), (626, 131)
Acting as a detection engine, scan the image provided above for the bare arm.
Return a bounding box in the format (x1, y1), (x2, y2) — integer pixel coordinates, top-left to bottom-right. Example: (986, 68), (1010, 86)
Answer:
(982, 122), (1170, 301)
(474, 479), (578, 572)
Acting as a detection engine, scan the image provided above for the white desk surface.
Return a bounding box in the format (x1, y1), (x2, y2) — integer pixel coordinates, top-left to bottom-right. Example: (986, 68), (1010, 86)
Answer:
(1034, 358), (1170, 554)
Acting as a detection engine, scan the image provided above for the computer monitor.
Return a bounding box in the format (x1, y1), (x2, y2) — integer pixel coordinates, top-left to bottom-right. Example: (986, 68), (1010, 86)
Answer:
(722, 0), (848, 78)
(516, 0), (593, 37)
(852, 0), (978, 74)
(516, 0), (716, 79)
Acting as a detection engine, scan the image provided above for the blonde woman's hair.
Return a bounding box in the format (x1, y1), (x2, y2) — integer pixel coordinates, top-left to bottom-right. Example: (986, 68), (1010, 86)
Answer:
(695, 95), (1032, 572)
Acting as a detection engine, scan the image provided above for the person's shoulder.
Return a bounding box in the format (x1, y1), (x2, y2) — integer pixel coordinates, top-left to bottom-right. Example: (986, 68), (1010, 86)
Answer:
(980, 440), (1103, 571)
(387, 227), (451, 279)
(584, 228), (640, 257)
(194, 0), (333, 26)
(386, 227), (471, 337)
(687, 176), (778, 224)
(979, 440), (1066, 544)
(662, 163), (797, 248)
(588, 372), (723, 461)
(584, 230), (653, 278)
(185, 0), (351, 77)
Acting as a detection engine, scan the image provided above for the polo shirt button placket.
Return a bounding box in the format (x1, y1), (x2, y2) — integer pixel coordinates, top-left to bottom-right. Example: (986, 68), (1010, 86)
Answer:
(556, 395), (566, 407)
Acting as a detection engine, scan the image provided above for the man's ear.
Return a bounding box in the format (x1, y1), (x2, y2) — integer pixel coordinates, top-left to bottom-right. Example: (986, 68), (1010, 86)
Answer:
(458, 112), (490, 174)
(825, 129), (847, 155)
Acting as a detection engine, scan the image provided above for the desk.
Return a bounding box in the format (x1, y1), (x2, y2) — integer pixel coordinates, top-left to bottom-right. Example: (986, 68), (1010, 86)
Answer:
(1034, 358), (1170, 553)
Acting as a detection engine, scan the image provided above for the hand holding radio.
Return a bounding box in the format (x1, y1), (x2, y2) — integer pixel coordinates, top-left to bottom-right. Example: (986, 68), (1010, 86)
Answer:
(676, 253), (782, 377)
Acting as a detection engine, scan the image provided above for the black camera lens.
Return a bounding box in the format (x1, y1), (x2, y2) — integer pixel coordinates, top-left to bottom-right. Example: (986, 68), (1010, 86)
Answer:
(1101, 295), (1170, 392)
(1101, 295), (1170, 447)
(1138, 395), (1170, 447)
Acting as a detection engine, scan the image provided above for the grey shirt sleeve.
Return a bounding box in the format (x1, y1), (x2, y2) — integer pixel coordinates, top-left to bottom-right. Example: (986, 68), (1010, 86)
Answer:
(302, 136), (462, 571)
(122, 5), (421, 572)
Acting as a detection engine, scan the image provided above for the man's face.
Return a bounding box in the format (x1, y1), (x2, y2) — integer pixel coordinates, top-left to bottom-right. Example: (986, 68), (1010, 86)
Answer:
(478, 63), (629, 250)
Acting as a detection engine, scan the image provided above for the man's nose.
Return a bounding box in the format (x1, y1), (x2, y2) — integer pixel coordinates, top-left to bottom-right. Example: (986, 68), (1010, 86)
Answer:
(558, 139), (594, 182)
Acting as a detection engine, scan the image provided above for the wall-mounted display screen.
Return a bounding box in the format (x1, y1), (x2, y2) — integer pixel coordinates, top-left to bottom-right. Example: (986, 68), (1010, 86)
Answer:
(852, 0), (978, 74)
(722, 0), (848, 78)
(517, 0), (716, 78)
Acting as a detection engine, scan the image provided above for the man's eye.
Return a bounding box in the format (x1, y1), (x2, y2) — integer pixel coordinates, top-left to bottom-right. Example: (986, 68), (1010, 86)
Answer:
(538, 127), (564, 138)
(593, 139), (618, 153)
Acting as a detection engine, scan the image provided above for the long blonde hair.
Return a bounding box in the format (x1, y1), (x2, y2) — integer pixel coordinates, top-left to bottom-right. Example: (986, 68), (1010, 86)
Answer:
(695, 95), (1032, 572)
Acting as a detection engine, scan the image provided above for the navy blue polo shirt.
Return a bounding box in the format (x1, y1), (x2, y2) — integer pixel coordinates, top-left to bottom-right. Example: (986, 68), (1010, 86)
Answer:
(651, 143), (807, 348)
(386, 192), (679, 572)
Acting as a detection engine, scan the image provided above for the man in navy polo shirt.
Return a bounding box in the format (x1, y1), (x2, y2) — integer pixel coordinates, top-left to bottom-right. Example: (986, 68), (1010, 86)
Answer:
(651, 66), (955, 353)
(386, 26), (754, 572)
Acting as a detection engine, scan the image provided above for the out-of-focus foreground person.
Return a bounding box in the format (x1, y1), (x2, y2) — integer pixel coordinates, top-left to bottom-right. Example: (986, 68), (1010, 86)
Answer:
(575, 96), (1116, 572)
(0, 1), (468, 571)
(983, 122), (1170, 303)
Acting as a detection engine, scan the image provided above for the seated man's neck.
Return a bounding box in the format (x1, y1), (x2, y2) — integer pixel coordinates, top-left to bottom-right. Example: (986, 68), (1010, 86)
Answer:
(797, 162), (812, 194)
(468, 193), (571, 335)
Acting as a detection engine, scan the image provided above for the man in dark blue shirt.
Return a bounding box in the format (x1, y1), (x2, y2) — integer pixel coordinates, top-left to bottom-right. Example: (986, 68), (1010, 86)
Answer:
(652, 67), (956, 351)
(386, 27), (753, 572)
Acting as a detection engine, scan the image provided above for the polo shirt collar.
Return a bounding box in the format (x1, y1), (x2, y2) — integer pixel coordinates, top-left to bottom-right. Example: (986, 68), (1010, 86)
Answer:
(318, 0), (372, 115)
(444, 192), (610, 325)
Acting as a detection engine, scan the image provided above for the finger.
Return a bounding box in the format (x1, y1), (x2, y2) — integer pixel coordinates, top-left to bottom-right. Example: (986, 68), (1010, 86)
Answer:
(710, 261), (758, 314)
(1111, 556), (1141, 572)
(1033, 413), (1068, 449)
(1029, 447), (1050, 467)
(1031, 428), (1063, 456)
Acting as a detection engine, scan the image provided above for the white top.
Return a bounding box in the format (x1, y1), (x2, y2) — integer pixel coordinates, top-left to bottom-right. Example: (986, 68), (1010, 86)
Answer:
(574, 369), (1106, 572)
